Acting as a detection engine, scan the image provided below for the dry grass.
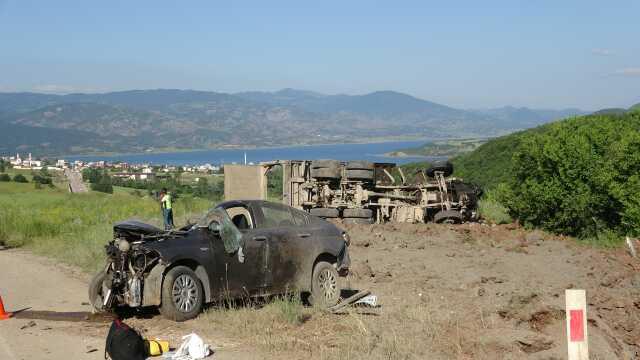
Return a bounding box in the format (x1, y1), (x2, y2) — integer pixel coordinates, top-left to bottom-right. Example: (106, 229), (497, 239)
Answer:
(189, 291), (504, 360)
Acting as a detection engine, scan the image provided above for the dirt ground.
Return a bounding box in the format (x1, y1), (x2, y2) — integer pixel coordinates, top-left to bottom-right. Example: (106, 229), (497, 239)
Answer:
(1, 223), (639, 359)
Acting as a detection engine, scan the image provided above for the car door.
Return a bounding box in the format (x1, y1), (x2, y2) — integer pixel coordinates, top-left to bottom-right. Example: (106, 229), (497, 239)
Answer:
(210, 204), (270, 298)
(254, 202), (307, 294)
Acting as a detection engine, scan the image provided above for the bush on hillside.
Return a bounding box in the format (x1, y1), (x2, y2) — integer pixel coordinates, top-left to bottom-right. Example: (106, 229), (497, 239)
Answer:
(91, 176), (113, 194)
(502, 112), (640, 238)
(0, 173), (10, 182)
(13, 174), (28, 183)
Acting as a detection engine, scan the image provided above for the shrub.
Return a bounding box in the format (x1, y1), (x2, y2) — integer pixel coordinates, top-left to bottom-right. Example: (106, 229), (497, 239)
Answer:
(504, 112), (640, 238)
(0, 173), (10, 182)
(478, 186), (512, 224)
(13, 174), (28, 183)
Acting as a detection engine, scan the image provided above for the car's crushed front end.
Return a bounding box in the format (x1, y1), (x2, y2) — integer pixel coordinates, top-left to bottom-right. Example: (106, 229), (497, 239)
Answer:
(92, 220), (185, 311)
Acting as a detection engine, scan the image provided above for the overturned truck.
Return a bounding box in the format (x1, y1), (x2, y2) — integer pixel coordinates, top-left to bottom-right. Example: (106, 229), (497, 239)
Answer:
(225, 160), (480, 224)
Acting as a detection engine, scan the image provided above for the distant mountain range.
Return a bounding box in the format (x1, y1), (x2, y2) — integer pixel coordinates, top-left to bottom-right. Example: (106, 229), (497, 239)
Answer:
(0, 89), (590, 156)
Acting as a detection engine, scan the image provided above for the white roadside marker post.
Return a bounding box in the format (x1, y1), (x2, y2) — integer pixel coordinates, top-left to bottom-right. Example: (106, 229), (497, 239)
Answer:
(566, 289), (589, 360)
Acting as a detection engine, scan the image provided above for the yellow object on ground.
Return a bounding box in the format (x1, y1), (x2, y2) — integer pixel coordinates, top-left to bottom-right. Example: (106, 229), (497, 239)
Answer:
(146, 339), (170, 356)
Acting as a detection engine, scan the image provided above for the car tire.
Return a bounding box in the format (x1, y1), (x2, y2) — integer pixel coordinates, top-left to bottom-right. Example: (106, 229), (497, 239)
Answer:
(343, 217), (374, 225)
(310, 261), (340, 308)
(88, 270), (106, 313)
(342, 208), (373, 218)
(310, 207), (340, 218)
(345, 169), (374, 180)
(434, 210), (463, 224)
(159, 266), (204, 322)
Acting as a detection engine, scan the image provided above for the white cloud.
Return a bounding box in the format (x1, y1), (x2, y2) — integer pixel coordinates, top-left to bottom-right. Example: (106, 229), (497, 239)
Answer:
(613, 68), (640, 77)
(592, 48), (613, 56)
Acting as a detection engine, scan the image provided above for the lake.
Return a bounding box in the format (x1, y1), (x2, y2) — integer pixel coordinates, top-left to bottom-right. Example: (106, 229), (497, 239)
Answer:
(67, 140), (439, 166)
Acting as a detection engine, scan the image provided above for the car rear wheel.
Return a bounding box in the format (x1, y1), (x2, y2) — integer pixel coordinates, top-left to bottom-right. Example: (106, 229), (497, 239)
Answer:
(88, 270), (106, 313)
(310, 261), (340, 308)
(159, 266), (203, 321)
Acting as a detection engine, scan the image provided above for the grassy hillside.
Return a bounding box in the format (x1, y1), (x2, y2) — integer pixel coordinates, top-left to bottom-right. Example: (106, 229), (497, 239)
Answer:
(450, 128), (547, 189)
(0, 182), (210, 271)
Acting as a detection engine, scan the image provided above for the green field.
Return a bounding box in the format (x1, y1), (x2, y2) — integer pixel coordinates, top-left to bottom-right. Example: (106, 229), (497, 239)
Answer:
(0, 181), (210, 272)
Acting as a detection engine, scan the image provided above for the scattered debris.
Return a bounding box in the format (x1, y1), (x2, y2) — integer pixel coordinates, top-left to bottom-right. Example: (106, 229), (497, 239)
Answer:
(20, 320), (36, 330)
(328, 290), (372, 313)
(164, 333), (212, 359)
(354, 294), (379, 307)
(626, 237), (637, 258)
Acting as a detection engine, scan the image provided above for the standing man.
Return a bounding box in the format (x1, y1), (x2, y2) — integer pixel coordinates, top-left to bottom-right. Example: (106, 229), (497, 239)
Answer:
(160, 188), (175, 230)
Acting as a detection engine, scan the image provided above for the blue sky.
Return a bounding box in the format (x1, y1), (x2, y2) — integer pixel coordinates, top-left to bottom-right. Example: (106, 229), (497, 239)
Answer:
(0, 0), (638, 110)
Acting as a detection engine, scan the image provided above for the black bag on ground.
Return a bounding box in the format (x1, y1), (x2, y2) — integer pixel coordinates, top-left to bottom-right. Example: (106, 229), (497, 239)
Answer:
(105, 319), (147, 360)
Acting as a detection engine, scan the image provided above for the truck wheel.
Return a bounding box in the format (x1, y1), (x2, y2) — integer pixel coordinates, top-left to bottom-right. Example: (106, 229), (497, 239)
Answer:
(310, 160), (341, 179)
(426, 161), (454, 178)
(310, 207), (340, 218)
(343, 217), (374, 225)
(159, 266), (204, 322)
(88, 270), (106, 313)
(345, 169), (374, 180)
(434, 210), (463, 224)
(346, 161), (374, 170)
(310, 261), (340, 308)
(343, 208), (373, 218)
(310, 167), (341, 179)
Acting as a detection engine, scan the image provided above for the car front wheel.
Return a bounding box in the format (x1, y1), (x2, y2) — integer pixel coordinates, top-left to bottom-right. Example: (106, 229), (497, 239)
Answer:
(159, 266), (204, 321)
(310, 261), (340, 308)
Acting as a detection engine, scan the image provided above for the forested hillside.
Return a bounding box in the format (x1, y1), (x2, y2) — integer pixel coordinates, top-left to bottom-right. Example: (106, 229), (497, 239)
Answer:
(451, 112), (640, 241)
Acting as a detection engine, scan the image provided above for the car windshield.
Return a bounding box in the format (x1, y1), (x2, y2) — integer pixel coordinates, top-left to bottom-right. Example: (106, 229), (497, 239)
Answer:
(197, 208), (243, 253)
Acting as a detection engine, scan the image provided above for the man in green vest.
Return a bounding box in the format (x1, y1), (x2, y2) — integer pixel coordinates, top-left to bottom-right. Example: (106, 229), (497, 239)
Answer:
(160, 188), (174, 230)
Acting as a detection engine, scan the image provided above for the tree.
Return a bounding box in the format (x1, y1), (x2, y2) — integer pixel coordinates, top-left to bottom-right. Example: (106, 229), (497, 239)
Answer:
(502, 112), (640, 239)
(91, 175), (113, 194)
(0, 160), (5, 173)
(13, 174), (28, 183)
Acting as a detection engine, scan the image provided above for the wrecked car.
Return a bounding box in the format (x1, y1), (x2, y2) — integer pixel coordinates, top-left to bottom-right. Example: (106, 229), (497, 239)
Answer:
(89, 200), (351, 321)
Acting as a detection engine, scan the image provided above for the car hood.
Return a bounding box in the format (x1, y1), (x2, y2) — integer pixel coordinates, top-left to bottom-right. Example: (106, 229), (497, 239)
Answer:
(114, 219), (164, 237)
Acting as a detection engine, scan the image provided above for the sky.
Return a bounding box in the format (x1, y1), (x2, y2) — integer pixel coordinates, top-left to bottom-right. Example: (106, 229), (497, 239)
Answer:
(0, 0), (638, 110)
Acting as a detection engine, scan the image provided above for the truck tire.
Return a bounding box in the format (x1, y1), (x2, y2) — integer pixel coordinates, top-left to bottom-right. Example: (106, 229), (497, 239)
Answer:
(88, 270), (107, 313)
(346, 161), (375, 170)
(310, 207), (340, 218)
(159, 266), (204, 322)
(311, 160), (341, 169)
(434, 210), (463, 224)
(310, 167), (341, 179)
(343, 217), (374, 225)
(343, 208), (373, 218)
(310, 261), (340, 308)
(310, 160), (341, 179)
(345, 169), (374, 180)
(426, 160), (454, 178)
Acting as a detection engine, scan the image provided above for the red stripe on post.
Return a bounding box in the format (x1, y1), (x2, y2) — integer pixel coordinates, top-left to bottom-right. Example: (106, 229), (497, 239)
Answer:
(570, 309), (584, 342)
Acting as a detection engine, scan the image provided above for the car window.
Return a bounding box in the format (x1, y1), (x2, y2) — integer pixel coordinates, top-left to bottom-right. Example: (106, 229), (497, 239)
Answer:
(291, 209), (308, 226)
(260, 203), (296, 228)
(197, 208), (243, 253)
(225, 206), (254, 230)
